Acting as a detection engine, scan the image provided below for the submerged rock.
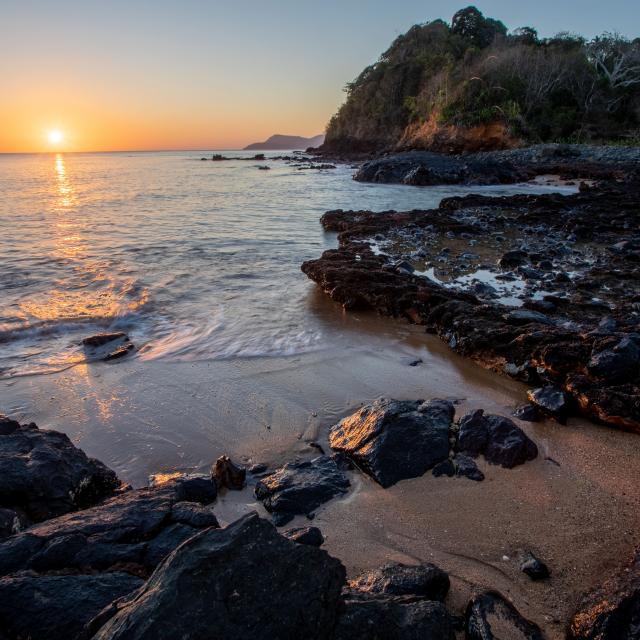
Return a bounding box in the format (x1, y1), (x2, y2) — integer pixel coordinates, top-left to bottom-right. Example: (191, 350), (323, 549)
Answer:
(349, 562), (450, 602)
(82, 333), (128, 347)
(0, 572), (143, 640)
(466, 591), (544, 640)
(283, 525), (324, 547)
(254, 456), (350, 525)
(329, 398), (453, 488)
(211, 455), (246, 490)
(527, 385), (573, 423)
(90, 513), (346, 640)
(569, 546), (640, 639)
(457, 410), (538, 468)
(513, 404), (541, 422)
(0, 418), (120, 529)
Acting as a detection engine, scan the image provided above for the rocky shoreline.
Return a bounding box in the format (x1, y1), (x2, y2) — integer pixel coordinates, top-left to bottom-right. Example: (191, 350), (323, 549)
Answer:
(302, 159), (640, 432)
(0, 402), (638, 638)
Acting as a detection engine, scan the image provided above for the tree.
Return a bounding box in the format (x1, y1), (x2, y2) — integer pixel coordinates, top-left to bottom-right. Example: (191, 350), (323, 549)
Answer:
(512, 27), (538, 46)
(588, 33), (640, 90)
(451, 6), (506, 48)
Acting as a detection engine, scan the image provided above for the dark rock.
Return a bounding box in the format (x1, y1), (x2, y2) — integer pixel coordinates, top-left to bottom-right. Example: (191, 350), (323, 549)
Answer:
(90, 513), (346, 640)
(329, 398), (453, 488)
(335, 593), (455, 640)
(569, 545), (640, 639)
(254, 456), (350, 525)
(143, 523), (200, 569)
(0, 416), (19, 435)
(0, 572), (143, 640)
(408, 358), (423, 366)
(432, 459), (455, 478)
(527, 385), (573, 423)
(349, 562), (450, 602)
(173, 475), (217, 504)
(505, 309), (554, 326)
(588, 337), (639, 382)
(81, 333), (128, 347)
(458, 410), (538, 468)
(0, 478), (216, 577)
(0, 419), (120, 526)
(103, 342), (134, 361)
(283, 525), (324, 547)
(498, 250), (528, 270)
(248, 463), (268, 475)
(453, 454), (485, 481)
(466, 591), (544, 640)
(170, 501), (219, 528)
(0, 507), (27, 537)
(211, 455), (246, 490)
(513, 404), (541, 422)
(520, 551), (550, 580)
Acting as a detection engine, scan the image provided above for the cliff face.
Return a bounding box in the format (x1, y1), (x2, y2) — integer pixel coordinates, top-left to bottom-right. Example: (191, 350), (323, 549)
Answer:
(322, 6), (640, 154)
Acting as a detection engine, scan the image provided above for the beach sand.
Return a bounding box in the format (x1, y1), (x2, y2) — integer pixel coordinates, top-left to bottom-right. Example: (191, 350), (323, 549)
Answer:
(2, 304), (639, 638)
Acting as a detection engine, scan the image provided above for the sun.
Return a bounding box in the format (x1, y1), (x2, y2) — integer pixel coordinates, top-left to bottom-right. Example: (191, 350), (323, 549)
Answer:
(47, 129), (64, 145)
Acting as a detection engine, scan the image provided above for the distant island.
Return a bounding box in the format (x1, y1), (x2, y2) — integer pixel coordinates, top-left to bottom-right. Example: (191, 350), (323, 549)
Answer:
(244, 134), (325, 150)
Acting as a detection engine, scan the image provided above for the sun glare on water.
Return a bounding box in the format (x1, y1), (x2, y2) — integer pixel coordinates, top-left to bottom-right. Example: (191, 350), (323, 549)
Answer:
(47, 129), (64, 145)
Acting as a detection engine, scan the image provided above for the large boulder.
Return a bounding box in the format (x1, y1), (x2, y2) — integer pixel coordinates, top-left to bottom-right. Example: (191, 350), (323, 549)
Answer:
(90, 513), (346, 640)
(254, 456), (350, 525)
(0, 477), (218, 577)
(0, 573), (143, 640)
(457, 410), (538, 468)
(348, 562), (450, 602)
(329, 399), (453, 488)
(569, 546), (640, 639)
(465, 591), (543, 639)
(0, 417), (120, 529)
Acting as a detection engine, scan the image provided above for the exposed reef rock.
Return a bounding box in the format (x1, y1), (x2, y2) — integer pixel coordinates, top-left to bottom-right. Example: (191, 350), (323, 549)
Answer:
(211, 455), (246, 490)
(302, 175), (640, 432)
(254, 456), (350, 525)
(89, 512), (346, 640)
(0, 416), (120, 533)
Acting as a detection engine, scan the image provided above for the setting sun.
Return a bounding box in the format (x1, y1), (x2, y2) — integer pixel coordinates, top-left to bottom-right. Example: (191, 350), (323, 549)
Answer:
(47, 129), (64, 145)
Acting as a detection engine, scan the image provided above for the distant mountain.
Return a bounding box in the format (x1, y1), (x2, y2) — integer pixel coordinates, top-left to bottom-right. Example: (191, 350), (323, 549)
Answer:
(244, 134), (325, 150)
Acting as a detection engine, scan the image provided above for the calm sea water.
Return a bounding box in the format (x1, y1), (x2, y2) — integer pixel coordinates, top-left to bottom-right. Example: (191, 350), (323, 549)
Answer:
(0, 150), (574, 379)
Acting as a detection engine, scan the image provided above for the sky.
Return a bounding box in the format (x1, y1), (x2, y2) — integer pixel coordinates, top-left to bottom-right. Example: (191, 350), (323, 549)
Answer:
(2, 0), (639, 152)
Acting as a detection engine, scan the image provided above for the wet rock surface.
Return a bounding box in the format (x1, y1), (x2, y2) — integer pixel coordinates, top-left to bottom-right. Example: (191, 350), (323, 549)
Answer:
(466, 591), (544, 640)
(0, 417), (120, 531)
(82, 333), (135, 362)
(254, 456), (350, 525)
(302, 174), (640, 432)
(329, 398), (453, 488)
(90, 512), (347, 640)
(570, 546), (640, 639)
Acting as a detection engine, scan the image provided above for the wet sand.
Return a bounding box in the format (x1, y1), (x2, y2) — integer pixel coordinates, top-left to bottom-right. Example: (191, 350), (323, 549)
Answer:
(1, 306), (639, 638)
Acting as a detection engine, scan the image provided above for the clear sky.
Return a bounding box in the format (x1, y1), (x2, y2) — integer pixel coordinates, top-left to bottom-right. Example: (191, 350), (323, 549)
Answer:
(2, 0), (639, 152)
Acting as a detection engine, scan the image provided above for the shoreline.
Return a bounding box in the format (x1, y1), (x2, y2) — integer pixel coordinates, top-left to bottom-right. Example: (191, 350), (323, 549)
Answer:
(0, 144), (638, 638)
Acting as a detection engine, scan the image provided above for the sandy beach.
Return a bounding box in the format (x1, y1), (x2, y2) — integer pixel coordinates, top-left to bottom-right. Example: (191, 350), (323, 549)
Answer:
(3, 297), (639, 638)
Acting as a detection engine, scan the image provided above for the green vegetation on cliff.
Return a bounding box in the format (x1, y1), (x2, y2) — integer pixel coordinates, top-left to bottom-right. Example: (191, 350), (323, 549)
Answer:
(324, 7), (640, 152)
